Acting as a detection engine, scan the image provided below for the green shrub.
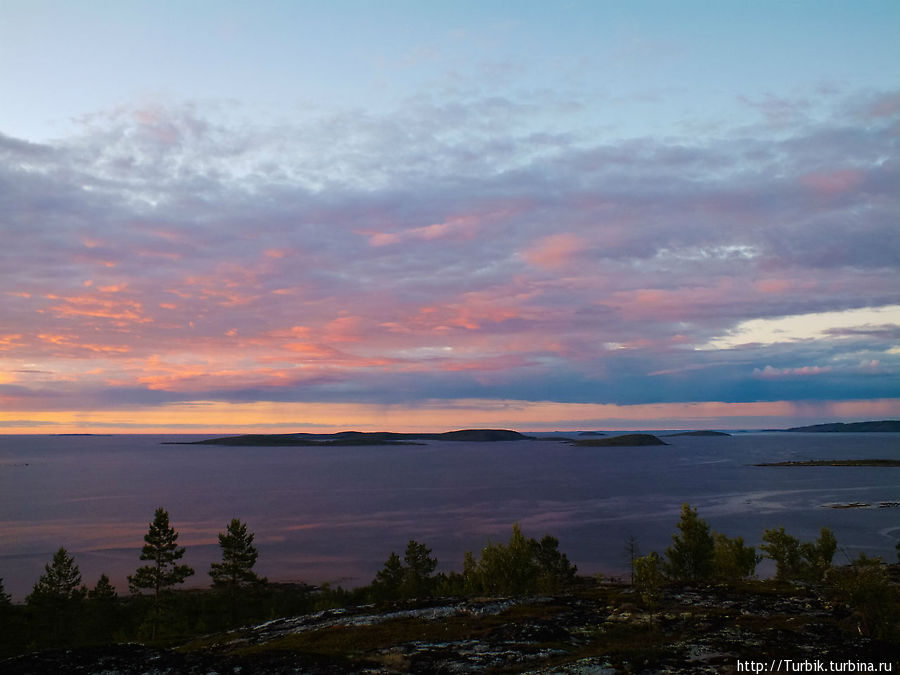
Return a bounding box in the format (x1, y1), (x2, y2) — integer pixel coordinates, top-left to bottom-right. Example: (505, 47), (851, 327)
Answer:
(634, 552), (664, 607)
(826, 554), (900, 639)
(664, 504), (714, 582)
(712, 533), (760, 582)
(761, 527), (836, 582)
(371, 540), (438, 601)
(465, 525), (577, 596)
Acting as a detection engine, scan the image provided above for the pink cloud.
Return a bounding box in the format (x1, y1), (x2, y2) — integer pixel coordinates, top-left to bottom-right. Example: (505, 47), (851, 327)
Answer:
(0, 334), (24, 348)
(609, 278), (742, 321)
(520, 233), (585, 270)
(755, 279), (791, 294)
(800, 169), (865, 196)
(136, 366), (306, 392)
(362, 214), (482, 247)
(867, 91), (900, 118)
(44, 293), (152, 326)
(323, 316), (364, 343)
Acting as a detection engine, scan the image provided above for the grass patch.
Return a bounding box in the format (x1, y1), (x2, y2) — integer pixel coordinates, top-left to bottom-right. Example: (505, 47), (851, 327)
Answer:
(576, 621), (674, 669)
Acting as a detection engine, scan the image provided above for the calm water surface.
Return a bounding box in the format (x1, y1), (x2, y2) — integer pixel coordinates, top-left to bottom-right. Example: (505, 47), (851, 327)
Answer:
(1, 433), (898, 600)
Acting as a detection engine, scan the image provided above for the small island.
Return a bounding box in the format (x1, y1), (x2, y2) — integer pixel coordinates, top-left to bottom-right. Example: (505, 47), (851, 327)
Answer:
(666, 430), (731, 437)
(574, 433), (667, 447)
(755, 459), (900, 467)
(782, 420), (900, 433)
(169, 429), (535, 446)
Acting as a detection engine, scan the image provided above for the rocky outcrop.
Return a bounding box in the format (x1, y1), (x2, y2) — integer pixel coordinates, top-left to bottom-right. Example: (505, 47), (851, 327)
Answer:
(6, 584), (895, 674)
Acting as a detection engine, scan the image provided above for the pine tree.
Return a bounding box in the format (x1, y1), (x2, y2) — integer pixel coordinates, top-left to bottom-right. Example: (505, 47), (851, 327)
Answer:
(26, 547), (85, 644)
(0, 576), (12, 646)
(760, 527), (803, 581)
(128, 507), (194, 639)
(712, 533), (760, 582)
(372, 551), (404, 601)
(475, 524), (540, 595)
(402, 540), (437, 598)
(664, 503), (715, 582)
(761, 526), (836, 582)
(88, 573), (117, 601)
(86, 574), (119, 643)
(209, 518), (264, 625)
(634, 552), (664, 608)
(533, 534), (577, 592)
(0, 577), (11, 606)
(29, 547), (83, 600)
(624, 535), (640, 585)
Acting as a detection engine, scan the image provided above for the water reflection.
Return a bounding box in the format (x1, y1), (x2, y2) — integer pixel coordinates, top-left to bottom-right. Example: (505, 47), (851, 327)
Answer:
(1, 432), (898, 600)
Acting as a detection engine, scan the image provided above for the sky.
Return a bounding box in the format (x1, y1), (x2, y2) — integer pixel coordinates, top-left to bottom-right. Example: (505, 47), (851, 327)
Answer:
(1, 0), (899, 433)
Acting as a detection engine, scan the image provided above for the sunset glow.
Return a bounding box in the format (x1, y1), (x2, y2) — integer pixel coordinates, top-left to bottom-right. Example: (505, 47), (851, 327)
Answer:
(1, 1), (898, 433)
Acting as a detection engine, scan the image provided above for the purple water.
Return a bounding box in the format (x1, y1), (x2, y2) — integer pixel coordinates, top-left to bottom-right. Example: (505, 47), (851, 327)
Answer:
(1, 432), (898, 601)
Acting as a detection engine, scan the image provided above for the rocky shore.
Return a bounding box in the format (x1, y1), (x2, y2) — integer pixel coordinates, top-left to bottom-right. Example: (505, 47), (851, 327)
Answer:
(5, 581), (897, 674)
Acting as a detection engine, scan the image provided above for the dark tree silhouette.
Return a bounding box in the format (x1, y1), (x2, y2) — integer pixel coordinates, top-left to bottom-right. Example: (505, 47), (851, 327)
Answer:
(128, 508), (194, 639)
(26, 547), (85, 644)
(664, 503), (715, 582)
(533, 534), (577, 592)
(402, 540), (437, 598)
(624, 535), (640, 585)
(372, 551), (404, 601)
(85, 574), (119, 643)
(209, 518), (265, 624)
(88, 574), (117, 601)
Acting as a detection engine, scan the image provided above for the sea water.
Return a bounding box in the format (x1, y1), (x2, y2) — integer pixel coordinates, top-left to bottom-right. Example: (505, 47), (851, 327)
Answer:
(1, 432), (897, 600)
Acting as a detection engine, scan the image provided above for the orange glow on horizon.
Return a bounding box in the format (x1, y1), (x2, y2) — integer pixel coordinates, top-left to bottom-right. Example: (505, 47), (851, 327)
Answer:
(2, 398), (897, 435)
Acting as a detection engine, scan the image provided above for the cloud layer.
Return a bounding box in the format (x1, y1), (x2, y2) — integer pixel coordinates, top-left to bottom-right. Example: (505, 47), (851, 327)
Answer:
(1, 87), (898, 430)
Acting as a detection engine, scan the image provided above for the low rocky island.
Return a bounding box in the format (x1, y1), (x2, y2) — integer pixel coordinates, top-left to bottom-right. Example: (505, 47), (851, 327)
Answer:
(574, 433), (667, 447)
(782, 420), (900, 433)
(666, 430), (731, 437)
(171, 429), (535, 446)
(756, 459), (900, 467)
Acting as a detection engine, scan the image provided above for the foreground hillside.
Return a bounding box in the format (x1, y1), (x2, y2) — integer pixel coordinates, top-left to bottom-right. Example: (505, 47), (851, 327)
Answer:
(5, 580), (898, 674)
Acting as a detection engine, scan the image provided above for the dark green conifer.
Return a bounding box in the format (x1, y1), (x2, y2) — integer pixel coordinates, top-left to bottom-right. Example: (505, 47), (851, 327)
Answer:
(664, 503), (715, 582)
(209, 518), (264, 625)
(712, 533), (760, 582)
(761, 526), (836, 582)
(88, 573), (117, 601)
(402, 540), (437, 598)
(533, 534), (577, 592)
(372, 551), (404, 601)
(26, 547), (85, 645)
(128, 507), (194, 639)
(85, 574), (119, 643)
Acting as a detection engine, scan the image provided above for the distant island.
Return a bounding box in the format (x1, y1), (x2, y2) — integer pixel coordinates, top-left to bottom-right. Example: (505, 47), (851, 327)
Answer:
(574, 433), (667, 447)
(170, 429), (535, 446)
(781, 420), (900, 433)
(666, 430), (731, 437)
(756, 459), (900, 467)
